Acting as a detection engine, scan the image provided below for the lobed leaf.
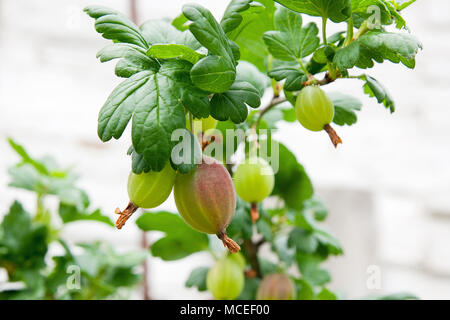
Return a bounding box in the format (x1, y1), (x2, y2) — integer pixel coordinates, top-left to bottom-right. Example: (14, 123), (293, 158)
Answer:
(210, 80), (261, 123)
(274, 0), (351, 22)
(84, 6), (148, 48)
(328, 92), (363, 126)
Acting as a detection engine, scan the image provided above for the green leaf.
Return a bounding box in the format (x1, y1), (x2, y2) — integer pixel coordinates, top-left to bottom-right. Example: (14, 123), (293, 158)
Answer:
(128, 146), (151, 174)
(256, 218), (272, 241)
(183, 4), (236, 93)
(210, 80), (261, 123)
(328, 92), (362, 126)
(302, 196), (328, 221)
(227, 197), (253, 240)
(172, 13), (189, 31)
(314, 229), (343, 255)
(288, 228), (318, 253)
(316, 287), (338, 300)
(227, 0), (275, 72)
(58, 203), (114, 227)
(221, 0), (254, 33)
(185, 267), (210, 291)
(236, 61), (270, 96)
(97, 60), (209, 171)
(263, 7), (320, 61)
(0, 201), (48, 272)
(136, 211), (209, 261)
(356, 31), (422, 69)
(170, 129), (203, 174)
(262, 141), (313, 211)
(237, 277), (260, 300)
(84, 6), (148, 48)
(7, 147), (88, 211)
(147, 44), (204, 65)
(274, 0), (351, 22)
(140, 19), (201, 50)
(360, 74), (395, 112)
(268, 60), (307, 91)
(352, 0), (392, 26)
(96, 43), (158, 78)
(366, 292), (419, 300)
(296, 252), (330, 286)
(7, 138), (49, 175)
(333, 41), (360, 70)
(296, 279), (315, 300)
(190, 55), (236, 93)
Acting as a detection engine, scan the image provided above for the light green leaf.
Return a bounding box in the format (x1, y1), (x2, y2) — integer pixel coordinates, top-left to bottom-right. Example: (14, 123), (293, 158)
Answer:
(147, 44), (204, 64)
(172, 13), (189, 31)
(288, 228), (318, 253)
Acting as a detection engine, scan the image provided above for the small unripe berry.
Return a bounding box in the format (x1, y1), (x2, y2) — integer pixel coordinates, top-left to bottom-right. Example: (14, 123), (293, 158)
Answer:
(233, 157), (274, 203)
(207, 257), (244, 300)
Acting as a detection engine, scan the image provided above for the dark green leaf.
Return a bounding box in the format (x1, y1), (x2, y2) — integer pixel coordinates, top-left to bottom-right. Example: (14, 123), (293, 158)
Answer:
(263, 7), (320, 61)
(274, 0), (351, 22)
(356, 31), (422, 69)
(183, 4), (236, 93)
(221, 0), (253, 33)
(84, 6), (148, 48)
(268, 60), (307, 91)
(210, 80), (261, 123)
(96, 43), (158, 78)
(0, 201), (48, 272)
(97, 61), (209, 171)
(360, 74), (395, 112)
(333, 41), (360, 70)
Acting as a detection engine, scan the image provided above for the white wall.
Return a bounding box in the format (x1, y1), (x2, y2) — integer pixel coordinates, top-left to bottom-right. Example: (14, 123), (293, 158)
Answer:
(1, 0), (450, 299)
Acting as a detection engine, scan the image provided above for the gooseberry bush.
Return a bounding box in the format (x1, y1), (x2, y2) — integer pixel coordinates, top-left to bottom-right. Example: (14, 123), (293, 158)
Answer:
(85, 0), (421, 300)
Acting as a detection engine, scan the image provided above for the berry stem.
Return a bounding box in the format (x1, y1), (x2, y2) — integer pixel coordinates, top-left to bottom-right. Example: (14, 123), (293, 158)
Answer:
(250, 202), (259, 223)
(217, 230), (240, 253)
(115, 201), (138, 229)
(324, 124), (343, 148)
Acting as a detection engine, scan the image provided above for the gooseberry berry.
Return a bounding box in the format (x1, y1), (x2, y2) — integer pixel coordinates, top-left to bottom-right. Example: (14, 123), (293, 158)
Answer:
(115, 161), (176, 229)
(174, 155), (240, 252)
(207, 257), (244, 300)
(256, 273), (297, 300)
(295, 85), (342, 147)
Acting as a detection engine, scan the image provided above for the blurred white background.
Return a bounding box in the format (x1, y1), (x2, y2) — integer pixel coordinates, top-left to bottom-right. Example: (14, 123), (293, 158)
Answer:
(1, 0), (450, 299)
